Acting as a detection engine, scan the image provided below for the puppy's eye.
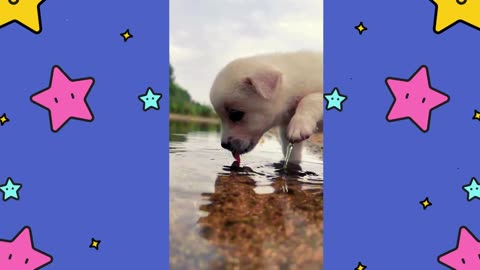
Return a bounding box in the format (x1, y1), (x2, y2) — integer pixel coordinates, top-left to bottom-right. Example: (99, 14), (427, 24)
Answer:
(228, 109), (244, 122)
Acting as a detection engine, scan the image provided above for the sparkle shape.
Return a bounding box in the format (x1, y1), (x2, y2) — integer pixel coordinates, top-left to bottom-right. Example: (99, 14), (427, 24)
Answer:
(31, 65), (95, 132)
(430, 0), (480, 34)
(0, 0), (45, 33)
(121, 29), (133, 42)
(0, 113), (10, 126)
(473, 110), (480, 121)
(355, 22), (367, 35)
(385, 65), (449, 132)
(89, 238), (101, 250)
(438, 226), (480, 269)
(355, 262), (367, 270)
(0, 226), (52, 270)
(0, 177), (22, 201)
(419, 197), (432, 209)
(324, 88), (347, 111)
(138, 87), (162, 111)
(463, 177), (480, 201)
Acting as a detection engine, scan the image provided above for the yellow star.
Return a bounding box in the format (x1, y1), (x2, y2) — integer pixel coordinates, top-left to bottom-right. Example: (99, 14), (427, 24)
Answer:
(420, 197), (432, 210)
(0, 113), (9, 126)
(355, 262), (367, 270)
(89, 238), (101, 250)
(120, 29), (133, 42)
(0, 0), (45, 33)
(430, 0), (480, 33)
(473, 110), (480, 120)
(355, 22), (367, 35)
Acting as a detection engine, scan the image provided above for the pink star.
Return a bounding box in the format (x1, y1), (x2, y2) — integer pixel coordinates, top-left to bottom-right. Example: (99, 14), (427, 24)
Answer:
(31, 65), (95, 132)
(0, 226), (52, 270)
(385, 65), (449, 132)
(438, 226), (480, 270)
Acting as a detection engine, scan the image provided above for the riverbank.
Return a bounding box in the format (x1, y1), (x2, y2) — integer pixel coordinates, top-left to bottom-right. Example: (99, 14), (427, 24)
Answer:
(309, 132), (323, 145)
(170, 113), (220, 124)
(170, 113), (323, 155)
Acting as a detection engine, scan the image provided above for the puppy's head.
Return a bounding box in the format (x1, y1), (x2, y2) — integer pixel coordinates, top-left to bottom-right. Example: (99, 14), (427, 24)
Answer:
(210, 58), (283, 156)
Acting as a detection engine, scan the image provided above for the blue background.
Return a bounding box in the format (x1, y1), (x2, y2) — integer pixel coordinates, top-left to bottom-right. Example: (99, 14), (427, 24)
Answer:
(0, 1), (168, 269)
(324, 1), (480, 269)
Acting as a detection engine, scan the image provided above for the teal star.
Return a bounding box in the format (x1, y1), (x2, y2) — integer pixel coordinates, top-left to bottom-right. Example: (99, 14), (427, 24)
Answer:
(0, 177), (22, 201)
(324, 88), (347, 111)
(463, 177), (480, 201)
(138, 88), (162, 111)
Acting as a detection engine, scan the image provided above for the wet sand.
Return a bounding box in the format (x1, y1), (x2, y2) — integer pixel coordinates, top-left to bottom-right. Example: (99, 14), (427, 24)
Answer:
(171, 174), (323, 270)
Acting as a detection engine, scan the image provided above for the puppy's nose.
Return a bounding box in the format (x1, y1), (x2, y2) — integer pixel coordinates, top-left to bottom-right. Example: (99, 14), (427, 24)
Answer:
(221, 142), (231, 150)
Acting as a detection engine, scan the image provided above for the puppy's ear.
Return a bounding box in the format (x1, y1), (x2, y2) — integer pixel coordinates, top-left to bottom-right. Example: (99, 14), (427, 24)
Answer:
(244, 69), (282, 99)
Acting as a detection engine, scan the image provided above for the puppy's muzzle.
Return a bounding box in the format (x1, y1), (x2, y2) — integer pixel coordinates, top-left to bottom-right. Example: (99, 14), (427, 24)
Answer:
(221, 138), (254, 154)
(221, 139), (240, 151)
(221, 142), (231, 150)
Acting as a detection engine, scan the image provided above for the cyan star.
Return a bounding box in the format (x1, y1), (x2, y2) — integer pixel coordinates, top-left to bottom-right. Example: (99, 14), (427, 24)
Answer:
(138, 88), (162, 111)
(0, 177), (22, 201)
(463, 177), (480, 201)
(324, 88), (347, 111)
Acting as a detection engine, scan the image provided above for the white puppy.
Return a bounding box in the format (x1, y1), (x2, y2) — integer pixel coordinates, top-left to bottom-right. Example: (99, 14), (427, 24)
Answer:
(210, 51), (323, 163)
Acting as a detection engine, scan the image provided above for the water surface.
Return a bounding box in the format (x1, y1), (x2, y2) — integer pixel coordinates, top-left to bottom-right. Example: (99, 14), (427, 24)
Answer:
(170, 120), (323, 270)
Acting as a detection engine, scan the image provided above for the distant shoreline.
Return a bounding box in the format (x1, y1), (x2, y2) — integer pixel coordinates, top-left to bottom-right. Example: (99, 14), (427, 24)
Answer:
(170, 113), (220, 124)
(170, 113), (323, 153)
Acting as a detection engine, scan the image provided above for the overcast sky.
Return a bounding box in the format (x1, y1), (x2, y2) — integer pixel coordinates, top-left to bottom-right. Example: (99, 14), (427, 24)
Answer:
(170, 0), (323, 105)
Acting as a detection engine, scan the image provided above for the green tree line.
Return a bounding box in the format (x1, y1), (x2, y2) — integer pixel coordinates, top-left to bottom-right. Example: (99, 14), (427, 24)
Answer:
(170, 64), (217, 118)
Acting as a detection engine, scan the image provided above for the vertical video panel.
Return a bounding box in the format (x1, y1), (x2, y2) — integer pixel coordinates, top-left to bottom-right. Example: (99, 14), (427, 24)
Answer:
(170, 1), (324, 269)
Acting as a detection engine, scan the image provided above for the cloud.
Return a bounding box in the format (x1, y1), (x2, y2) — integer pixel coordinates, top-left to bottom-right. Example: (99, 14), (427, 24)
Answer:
(170, 0), (323, 104)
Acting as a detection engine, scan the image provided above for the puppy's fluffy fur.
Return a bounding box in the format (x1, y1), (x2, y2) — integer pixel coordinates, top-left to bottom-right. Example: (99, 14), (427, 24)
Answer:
(210, 51), (323, 163)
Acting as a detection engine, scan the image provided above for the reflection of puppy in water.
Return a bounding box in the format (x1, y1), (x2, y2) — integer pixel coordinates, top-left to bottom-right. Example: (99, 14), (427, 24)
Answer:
(210, 51), (323, 163)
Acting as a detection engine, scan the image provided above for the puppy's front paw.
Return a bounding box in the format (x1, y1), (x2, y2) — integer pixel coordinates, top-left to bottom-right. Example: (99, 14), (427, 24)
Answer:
(287, 114), (317, 143)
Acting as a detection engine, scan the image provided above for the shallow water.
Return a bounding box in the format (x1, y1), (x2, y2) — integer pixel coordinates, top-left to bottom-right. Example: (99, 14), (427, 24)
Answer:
(169, 120), (323, 270)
